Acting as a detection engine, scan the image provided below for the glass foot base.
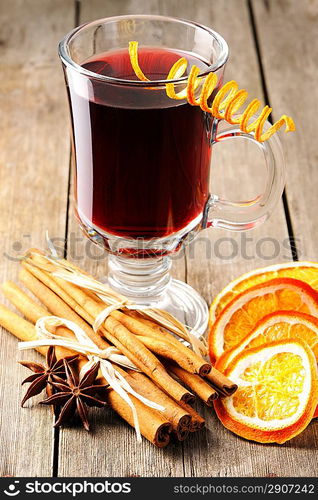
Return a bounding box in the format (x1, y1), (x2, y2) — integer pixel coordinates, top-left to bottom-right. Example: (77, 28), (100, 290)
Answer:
(103, 276), (209, 338)
(159, 279), (209, 337)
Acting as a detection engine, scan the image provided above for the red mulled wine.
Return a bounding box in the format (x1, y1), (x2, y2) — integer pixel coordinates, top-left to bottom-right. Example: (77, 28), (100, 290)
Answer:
(67, 48), (213, 239)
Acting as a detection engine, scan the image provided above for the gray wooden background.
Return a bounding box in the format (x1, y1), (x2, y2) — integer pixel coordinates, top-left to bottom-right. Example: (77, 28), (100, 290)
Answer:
(0, 0), (317, 477)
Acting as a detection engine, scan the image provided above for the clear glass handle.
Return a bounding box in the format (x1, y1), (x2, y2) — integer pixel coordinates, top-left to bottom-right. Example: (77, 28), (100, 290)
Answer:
(206, 119), (285, 231)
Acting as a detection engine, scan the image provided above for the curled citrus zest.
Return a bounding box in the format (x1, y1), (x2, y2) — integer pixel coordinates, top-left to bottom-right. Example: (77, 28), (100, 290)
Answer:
(186, 66), (202, 105)
(254, 106), (272, 141)
(128, 41), (149, 81)
(199, 72), (218, 112)
(128, 41), (295, 142)
(165, 57), (188, 99)
(240, 99), (261, 131)
(258, 114), (296, 142)
(245, 104), (271, 134)
(211, 81), (239, 120)
(224, 89), (248, 124)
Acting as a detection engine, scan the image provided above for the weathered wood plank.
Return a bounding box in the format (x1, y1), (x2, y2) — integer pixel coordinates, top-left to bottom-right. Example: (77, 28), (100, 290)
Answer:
(0, 0), (74, 476)
(57, 0), (185, 477)
(177, 0), (292, 302)
(57, 0), (316, 478)
(157, 0), (317, 478)
(252, 0), (318, 260)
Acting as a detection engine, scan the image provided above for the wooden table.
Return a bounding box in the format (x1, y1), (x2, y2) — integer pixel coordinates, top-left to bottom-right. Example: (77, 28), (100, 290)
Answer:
(1, 0), (317, 477)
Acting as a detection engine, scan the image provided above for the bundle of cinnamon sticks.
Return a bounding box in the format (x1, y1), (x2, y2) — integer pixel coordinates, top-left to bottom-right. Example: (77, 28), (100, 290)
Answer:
(0, 249), (237, 447)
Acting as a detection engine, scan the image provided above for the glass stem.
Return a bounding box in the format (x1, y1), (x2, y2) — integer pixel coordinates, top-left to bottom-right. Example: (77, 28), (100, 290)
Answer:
(108, 254), (172, 304)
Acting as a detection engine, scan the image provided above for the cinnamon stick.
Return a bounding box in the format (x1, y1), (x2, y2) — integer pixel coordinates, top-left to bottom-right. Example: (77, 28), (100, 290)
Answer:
(104, 316), (194, 404)
(22, 260), (81, 313)
(11, 273), (120, 384)
(0, 304), (76, 361)
(21, 261), (96, 328)
(123, 369), (191, 435)
(18, 268), (110, 351)
(132, 334), (206, 375)
(107, 391), (172, 447)
(3, 282), (113, 390)
(165, 362), (218, 406)
(23, 256), (235, 398)
(126, 311), (236, 396)
(100, 324), (195, 404)
(2, 280), (49, 323)
(0, 304), (47, 356)
(0, 302), (171, 447)
(174, 426), (189, 441)
(20, 265), (195, 404)
(205, 368), (238, 397)
(113, 310), (211, 376)
(25, 256), (210, 380)
(178, 401), (205, 432)
(2, 281), (73, 339)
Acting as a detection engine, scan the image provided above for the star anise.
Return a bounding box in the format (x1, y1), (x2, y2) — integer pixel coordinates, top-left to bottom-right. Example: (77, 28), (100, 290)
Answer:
(40, 359), (108, 431)
(19, 347), (78, 407)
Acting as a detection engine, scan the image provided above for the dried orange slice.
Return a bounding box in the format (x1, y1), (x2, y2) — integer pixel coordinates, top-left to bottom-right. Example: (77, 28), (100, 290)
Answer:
(209, 277), (318, 361)
(210, 262), (318, 324)
(216, 311), (318, 372)
(214, 339), (318, 443)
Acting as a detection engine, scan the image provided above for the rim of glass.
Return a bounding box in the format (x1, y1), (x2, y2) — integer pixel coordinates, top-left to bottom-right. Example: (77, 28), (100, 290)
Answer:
(58, 14), (229, 87)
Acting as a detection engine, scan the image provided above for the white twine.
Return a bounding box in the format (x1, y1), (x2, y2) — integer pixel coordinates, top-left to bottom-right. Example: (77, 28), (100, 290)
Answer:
(93, 301), (129, 333)
(45, 231), (59, 258)
(48, 263), (206, 355)
(27, 239), (207, 356)
(18, 316), (165, 441)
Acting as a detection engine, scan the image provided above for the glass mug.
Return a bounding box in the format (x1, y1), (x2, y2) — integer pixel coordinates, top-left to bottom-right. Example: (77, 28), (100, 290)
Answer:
(58, 15), (285, 334)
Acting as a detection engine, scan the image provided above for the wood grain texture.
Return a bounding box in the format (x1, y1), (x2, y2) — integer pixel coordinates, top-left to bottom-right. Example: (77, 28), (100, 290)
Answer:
(57, 0), (313, 478)
(252, 0), (318, 260)
(0, 0), (74, 476)
(57, 0), (185, 478)
(1, 0), (316, 479)
(173, 0), (291, 303)
(155, 0), (318, 478)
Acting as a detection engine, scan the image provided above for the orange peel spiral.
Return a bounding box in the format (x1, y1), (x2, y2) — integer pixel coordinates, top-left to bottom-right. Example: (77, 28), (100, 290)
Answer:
(128, 41), (150, 81)
(128, 41), (295, 142)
